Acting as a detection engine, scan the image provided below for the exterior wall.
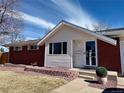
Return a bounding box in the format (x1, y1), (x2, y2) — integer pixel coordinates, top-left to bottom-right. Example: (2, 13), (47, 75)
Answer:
(45, 25), (96, 68)
(120, 37), (124, 75)
(97, 39), (121, 72)
(9, 45), (45, 66)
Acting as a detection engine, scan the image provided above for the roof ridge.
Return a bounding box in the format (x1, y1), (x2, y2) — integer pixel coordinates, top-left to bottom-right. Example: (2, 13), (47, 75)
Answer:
(96, 27), (124, 32)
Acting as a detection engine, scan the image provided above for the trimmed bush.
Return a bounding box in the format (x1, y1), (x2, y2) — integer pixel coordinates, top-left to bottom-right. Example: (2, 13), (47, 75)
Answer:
(96, 67), (107, 78)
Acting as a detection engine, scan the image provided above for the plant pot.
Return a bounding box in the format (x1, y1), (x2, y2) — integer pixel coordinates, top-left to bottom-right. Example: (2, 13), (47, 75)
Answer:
(97, 76), (107, 85)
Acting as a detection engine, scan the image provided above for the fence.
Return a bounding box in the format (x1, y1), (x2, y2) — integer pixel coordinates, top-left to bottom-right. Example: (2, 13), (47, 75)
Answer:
(0, 52), (8, 64)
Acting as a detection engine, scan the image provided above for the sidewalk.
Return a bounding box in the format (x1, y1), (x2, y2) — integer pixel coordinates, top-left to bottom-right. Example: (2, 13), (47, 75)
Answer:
(50, 78), (103, 93)
(118, 77), (124, 88)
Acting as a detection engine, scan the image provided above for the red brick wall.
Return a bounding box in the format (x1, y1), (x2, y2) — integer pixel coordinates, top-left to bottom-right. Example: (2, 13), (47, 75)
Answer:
(97, 39), (121, 72)
(9, 45), (45, 66)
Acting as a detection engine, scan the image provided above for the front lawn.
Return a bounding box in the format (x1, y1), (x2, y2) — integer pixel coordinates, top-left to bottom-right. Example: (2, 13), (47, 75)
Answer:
(0, 71), (66, 93)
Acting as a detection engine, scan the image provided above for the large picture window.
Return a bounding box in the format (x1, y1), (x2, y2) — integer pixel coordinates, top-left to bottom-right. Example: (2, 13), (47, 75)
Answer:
(53, 43), (61, 54)
(49, 42), (67, 54)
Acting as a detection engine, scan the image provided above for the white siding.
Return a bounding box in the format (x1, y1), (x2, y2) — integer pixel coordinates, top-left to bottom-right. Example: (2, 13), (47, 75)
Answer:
(45, 25), (96, 68)
(120, 40), (124, 75)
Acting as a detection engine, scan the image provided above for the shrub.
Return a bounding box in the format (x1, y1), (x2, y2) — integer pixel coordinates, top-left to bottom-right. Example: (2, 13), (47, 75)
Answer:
(96, 67), (107, 78)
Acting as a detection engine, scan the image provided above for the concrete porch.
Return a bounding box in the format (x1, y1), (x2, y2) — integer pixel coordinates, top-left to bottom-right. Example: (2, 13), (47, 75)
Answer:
(70, 68), (118, 81)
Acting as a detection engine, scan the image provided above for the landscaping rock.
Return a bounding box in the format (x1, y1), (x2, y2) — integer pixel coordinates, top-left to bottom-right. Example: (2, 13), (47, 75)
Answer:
(24, 66), (79, 81)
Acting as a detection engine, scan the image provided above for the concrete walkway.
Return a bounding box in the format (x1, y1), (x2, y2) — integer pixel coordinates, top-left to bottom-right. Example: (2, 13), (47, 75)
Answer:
(118, 77), (124, 88)
(50, 78), (103, 93)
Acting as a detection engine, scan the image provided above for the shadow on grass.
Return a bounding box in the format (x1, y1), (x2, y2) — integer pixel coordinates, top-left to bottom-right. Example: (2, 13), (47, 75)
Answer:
(102, 88), (124, 93)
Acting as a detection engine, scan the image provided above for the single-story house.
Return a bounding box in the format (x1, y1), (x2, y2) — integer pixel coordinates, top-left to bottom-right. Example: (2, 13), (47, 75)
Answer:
(4, 21), (124, 75)
(4, 39), (45, 66)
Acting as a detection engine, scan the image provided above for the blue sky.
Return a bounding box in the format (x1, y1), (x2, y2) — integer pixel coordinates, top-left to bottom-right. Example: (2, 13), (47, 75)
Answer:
(18, 0), (124, 40)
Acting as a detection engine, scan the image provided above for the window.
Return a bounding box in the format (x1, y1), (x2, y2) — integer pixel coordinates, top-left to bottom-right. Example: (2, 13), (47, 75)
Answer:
(49, 43), (52, 54)
(63, 42), (67, 54)
(30, 45), (39, 50)
(53, 43), (61, 54)
(49, 42), (67, 54)
(14, 46), (22, 51)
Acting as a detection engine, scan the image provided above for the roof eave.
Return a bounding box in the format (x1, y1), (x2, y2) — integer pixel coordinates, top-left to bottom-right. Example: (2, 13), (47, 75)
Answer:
(4, 40), (40, 47)
(37, 21), (64, 45)
(38, 21), (117, 46)
(64, 22), (117, 46)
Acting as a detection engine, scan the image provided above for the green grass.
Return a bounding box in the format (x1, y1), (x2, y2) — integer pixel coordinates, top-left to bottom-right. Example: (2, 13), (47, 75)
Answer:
(0, 71), (67, 93)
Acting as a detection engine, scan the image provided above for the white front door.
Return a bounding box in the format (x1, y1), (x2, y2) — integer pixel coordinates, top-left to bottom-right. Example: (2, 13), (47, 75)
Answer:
(85, 41), (97, 66)
(73, 40), (84, 68)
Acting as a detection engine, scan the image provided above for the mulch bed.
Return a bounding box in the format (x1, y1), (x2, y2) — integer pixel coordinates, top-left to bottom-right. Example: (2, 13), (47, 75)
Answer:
(0, 64), (78, 81)
(24, 66), (79, 81)
(0, 66), (70, 80)
(85, 80), (117, 89)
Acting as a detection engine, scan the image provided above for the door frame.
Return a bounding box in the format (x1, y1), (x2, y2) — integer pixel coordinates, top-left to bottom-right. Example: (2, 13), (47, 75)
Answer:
(84, 40), (98, 67)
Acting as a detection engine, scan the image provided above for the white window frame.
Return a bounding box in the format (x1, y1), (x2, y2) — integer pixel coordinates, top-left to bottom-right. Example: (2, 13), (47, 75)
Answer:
(84, 40), (98, 67)
(29, 45), (39, 50)
(49, 42), (67, 55)
(14, 46), (22, 51)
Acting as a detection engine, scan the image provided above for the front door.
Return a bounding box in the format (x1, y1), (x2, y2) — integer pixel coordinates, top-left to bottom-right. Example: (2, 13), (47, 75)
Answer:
(85, 41), (96, 66)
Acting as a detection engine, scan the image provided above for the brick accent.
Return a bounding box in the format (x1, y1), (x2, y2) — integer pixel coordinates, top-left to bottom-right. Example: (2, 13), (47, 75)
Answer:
(24, 66), (79, 81)
(9, 45), (45, 66)
(97, 39), (121, 72)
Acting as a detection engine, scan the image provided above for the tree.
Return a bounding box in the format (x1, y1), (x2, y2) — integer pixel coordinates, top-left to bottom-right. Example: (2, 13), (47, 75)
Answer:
(0, 0), (24, 44)
(0, 47), (4, 52)
(5, 31), (25, 43)
(92, 22), (111, 31)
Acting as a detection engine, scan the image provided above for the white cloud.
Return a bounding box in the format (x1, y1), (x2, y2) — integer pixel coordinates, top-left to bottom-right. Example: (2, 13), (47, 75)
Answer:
(51, 0), (98, 29)
(1, 9), (55, 29)
(22, 30), (44, 39)
(25, 37), (38, 40)
(20, 12), (55, 29)
(0, 35), (8, 41)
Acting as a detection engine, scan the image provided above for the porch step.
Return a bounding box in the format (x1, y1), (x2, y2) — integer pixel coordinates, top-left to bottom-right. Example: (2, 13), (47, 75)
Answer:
(71, 68), (118, 81)
(107, 71), (118, 81)
(79, 70), (118, 81)
(79, 69), (96, 77)
(78, 74), (94, 80)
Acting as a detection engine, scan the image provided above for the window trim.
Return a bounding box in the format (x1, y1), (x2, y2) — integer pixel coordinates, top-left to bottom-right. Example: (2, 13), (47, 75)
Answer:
(62, 42), (67, 54)
(14, 46), (22, 51)
(28, 45), (39, 50)
(49, 42), (67, 55)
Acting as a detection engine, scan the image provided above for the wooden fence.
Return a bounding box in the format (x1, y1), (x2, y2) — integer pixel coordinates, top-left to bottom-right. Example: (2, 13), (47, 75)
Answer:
(0, 52), (8, 64)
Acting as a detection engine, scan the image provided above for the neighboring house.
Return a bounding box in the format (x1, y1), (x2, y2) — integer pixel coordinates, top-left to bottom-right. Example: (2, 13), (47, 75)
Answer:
(4, 21), (124, 75)
(4, 39), (45, 66)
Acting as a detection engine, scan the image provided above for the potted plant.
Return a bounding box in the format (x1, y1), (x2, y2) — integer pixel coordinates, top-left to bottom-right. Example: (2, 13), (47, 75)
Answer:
(96, 67), (108, 85)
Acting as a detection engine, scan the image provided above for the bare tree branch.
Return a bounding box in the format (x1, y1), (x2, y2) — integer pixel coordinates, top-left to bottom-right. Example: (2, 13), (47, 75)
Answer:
(92, 22), (111, 31)
(0, 0), (24, 44)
